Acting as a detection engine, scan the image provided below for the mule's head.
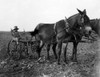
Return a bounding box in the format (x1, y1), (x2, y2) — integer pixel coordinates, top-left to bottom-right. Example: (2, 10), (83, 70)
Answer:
(77, 9), (92, 36)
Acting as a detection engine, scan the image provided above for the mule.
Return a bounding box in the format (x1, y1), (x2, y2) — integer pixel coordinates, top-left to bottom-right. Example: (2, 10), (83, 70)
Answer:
(55, 9), (92, 64)
(90, 19), (100, 36)
(29, 9), (92, 64)
(29, 23), (58, 60)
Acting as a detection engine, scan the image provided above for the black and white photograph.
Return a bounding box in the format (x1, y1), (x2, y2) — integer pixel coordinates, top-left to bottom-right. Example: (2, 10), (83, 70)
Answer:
(0, 0), (99, 77)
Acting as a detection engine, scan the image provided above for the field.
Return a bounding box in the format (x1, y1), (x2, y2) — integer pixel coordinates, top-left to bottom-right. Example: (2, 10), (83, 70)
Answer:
(0, 31), (99, 77)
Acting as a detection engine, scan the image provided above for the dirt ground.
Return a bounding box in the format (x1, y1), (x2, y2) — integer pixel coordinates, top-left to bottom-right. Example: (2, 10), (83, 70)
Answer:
(0, 31), (99, 77)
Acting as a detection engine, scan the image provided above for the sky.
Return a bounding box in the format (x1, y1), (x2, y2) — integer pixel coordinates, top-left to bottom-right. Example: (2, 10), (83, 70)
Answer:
(0, 0), (100, 31)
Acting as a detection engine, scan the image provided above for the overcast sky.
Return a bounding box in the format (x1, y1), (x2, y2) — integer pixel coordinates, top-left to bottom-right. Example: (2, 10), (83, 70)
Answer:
(0, 0), (100, 31)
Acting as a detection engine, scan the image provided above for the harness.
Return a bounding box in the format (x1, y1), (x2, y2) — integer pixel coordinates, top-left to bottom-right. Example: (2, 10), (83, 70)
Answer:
(53, 19), (85, 42)
(53, 20), (70, 34)
(37, 19), (86, 44)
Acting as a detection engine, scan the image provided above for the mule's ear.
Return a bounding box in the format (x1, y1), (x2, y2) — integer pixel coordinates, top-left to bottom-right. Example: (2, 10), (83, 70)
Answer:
(65, 16), (67, 20)
(83, 9), (86, 15)
(65, 16), (67, 19)
(77, 8), (83, 15)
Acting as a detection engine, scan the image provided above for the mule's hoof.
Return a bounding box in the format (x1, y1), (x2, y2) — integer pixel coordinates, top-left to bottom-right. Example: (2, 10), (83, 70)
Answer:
(55, 57), (58, 59)
(71, 57), (73, 60)
(46, 60), (50, 63)
(71, 57), (77, 61)
(28, 55), (34, 59)
(57, 62), (61, 65)
(64, 60), (68, 64)
(47, 57), (50, 60)
(72, 59), (78, 63)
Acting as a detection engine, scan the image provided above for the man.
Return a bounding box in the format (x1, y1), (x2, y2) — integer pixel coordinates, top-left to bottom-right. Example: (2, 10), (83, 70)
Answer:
(11, 26), (21, 44)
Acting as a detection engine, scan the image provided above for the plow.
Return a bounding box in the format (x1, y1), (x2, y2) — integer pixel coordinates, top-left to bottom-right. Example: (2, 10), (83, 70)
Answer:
(7, 39), (40, 60)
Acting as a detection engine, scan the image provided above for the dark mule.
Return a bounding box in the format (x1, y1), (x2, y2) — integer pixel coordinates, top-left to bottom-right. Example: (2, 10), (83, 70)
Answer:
(90, 19), (100, 36)
(55, 9), (92, 64)
(29, 23), (57, 60)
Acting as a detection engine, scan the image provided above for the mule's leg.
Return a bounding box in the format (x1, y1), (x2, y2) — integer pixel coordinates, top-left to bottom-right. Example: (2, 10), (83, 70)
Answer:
(71, 42), (78, 62)
(64, 42), (68, 63)
(52, 43), (57, 59)
(37, 43), (45, 58)
(46, 44), (51, 60)
(57, 42), (62, 64)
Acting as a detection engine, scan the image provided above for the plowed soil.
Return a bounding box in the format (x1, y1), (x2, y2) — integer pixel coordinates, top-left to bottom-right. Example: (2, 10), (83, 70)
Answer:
(0, 31), (99, 77)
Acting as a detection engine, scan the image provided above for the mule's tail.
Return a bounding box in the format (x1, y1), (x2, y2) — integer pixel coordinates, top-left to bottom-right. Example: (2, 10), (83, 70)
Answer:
(29, 28), (39, 37)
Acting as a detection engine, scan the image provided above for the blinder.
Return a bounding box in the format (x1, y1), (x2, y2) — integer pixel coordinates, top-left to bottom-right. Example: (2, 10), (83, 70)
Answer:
(81, 17), (84, 24)
(79, 15), (92, 37)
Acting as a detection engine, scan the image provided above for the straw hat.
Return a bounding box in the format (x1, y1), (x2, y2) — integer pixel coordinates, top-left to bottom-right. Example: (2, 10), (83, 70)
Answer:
(14, 26), (19, 30)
